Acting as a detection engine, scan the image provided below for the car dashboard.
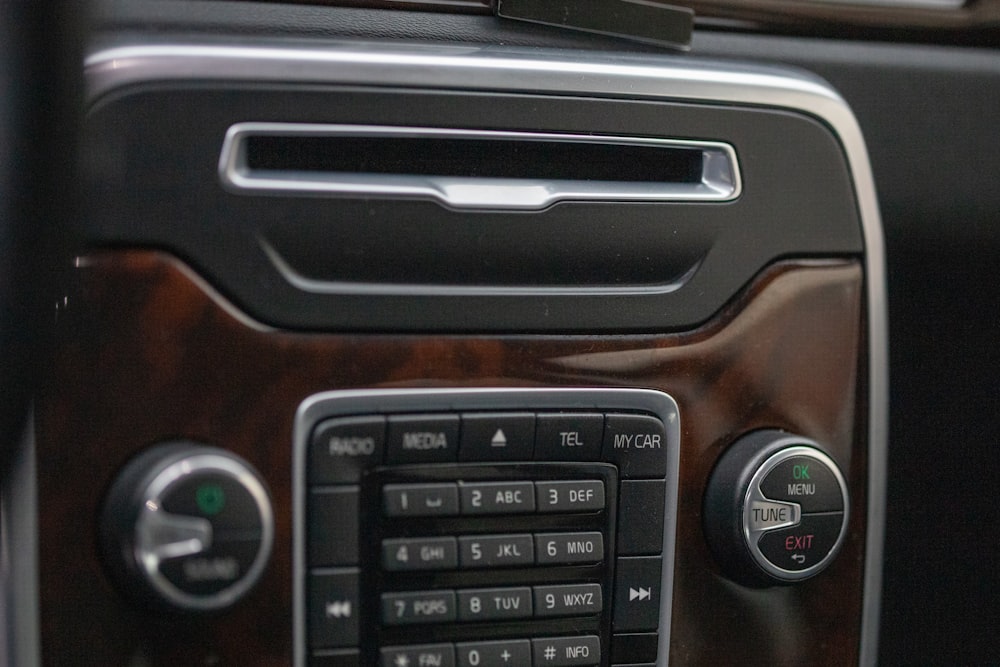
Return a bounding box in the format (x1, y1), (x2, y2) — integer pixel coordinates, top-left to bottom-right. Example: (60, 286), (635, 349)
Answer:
(2, 1), (999, 665)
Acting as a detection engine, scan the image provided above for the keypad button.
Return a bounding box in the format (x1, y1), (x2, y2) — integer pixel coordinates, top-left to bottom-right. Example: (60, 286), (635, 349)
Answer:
(612, 557), (662, 632)
(386, 414), (460, 464)
(531, 636), (601, 666)
(380, 644), (456, 667)
(309, 416), (385, 484)
(309, 487), (359, 566)
(536, 480), (605, 513)
(601, 414), (667, 479)
(308, 569), (360, 649)
(455, 640), (531, 667)
(383, 483), (459, 518)
(459, 481), (535, 515)
(459, 413), (535, 462)
(535, 532), (604, 565)
(533, 584), (603, 617)
(535, 413), (604, 462)
(382, 537), (457, 572)
(458, 534), (534, 568)
(617, 481), (665, 556)
(381, 590), (456, 626)
(457, 586), (532, 621)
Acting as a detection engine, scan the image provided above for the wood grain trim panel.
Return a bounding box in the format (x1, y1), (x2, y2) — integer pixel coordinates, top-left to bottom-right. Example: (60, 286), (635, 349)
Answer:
(36, 250), (866, 665)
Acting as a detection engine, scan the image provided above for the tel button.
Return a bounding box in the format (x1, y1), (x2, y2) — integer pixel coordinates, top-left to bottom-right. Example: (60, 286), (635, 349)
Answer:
(535, 413), (603, 461)
(759, 455), (844, 512)
(756, 512), (845, 571)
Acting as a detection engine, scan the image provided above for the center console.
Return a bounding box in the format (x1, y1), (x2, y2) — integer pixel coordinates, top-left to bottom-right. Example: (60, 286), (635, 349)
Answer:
(32, 30), (886, 666)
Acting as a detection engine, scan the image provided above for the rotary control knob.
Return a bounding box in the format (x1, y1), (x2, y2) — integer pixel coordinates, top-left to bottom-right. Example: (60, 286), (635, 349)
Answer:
(100, 443), (274, 611)
(703, 430), (849, 585)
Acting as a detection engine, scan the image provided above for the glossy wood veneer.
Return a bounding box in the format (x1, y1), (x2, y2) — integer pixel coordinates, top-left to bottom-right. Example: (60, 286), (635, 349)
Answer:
(36, 251), (867, 666)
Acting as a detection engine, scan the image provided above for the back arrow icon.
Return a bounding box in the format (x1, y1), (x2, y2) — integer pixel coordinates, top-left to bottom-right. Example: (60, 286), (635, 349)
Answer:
(791, 553), (806, 564)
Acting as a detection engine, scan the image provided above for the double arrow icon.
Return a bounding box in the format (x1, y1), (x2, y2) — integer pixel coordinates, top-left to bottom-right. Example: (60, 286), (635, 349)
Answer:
(629, 587), (651, 601)
(325, 600), (352, 618)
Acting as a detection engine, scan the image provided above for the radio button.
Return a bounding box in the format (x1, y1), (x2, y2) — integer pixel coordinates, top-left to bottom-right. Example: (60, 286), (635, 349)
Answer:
(458, 534), (534, 568)
(535, 532), (604, 565)
(459, 481), (535, 515)
(309, 416), (385, 484)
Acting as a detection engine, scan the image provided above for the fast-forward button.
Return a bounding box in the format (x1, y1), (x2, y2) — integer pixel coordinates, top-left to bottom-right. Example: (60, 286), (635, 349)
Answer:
(613, 557), (662, 632)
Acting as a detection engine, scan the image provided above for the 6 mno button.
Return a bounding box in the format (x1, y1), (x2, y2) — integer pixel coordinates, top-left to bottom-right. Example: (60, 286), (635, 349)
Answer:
(535, 532), (604, 565)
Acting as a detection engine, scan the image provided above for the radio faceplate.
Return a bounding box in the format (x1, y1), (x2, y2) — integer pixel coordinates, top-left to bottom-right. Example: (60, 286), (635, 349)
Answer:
(293, 388), (680, 667)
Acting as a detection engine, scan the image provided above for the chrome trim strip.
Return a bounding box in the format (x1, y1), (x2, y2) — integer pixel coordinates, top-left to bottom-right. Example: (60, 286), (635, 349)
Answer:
(293, 388), (681, 667)
(85, 42), (888, 665)
(1, 418), (40, 667)
(258, 236), (700, 297)
(218, 123), (741, 210)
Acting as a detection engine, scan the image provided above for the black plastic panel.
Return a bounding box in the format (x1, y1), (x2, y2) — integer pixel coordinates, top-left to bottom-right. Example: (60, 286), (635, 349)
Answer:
(82, 83), (861, 332)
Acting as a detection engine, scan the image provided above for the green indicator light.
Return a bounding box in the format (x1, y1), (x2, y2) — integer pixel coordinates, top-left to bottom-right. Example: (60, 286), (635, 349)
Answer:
(196, 483), (226, 515)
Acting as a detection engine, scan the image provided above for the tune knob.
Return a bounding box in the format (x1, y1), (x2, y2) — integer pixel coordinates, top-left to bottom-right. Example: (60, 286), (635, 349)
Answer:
(100, 443), (274, 610)
(703, 430), (849, 585)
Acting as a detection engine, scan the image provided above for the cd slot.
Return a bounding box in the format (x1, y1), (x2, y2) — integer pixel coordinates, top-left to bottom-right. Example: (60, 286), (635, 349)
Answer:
(219, 124), (741, 210)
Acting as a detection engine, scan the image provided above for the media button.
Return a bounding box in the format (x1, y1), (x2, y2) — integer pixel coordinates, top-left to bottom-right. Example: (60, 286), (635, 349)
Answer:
(386, 414), (459, 464)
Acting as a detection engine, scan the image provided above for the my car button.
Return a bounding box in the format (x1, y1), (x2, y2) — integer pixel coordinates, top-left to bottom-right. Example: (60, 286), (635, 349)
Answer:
(756, 512), (845, 572)
(759, 455), (844, 512)
(601, 413), (668, 479)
